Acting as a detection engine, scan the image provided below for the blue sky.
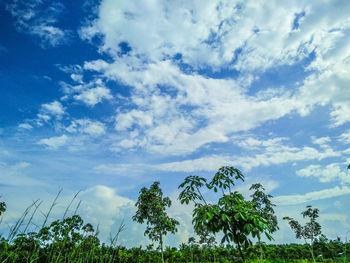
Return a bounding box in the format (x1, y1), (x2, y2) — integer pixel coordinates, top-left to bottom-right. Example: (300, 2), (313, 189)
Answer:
(1, 0), (350, 247)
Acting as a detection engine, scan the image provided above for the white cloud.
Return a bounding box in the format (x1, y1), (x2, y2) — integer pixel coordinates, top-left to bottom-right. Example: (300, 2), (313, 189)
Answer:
(35, 100), (65, 126)
(37, 134), (68, 149)
(18, 123), (33, 130)
(74, 86), (112, 106)
(115, 109), (153, 131)
(75, 0), (350, 155)
(81, 0), (350, 74)
(6, 0), (70, 47)
(32, 25), (67, 47)
(94, 59), (302, 155)
(235, 145), (339, 171)
(311, 136), (331, 146)
(41, 101), (65, 116)
(80, 0), (310, 71)
(79, 185), (134, 238)
(154, 155), (232, 172)
(152, 137), (340, 172)
(297, 163), (350, 183)
(70, 73), (83, 83)
(339, 129), (350, 144)
(274, 185), (350, 206)
(75, 0), (350, 157)
(66, 119), (106, 136)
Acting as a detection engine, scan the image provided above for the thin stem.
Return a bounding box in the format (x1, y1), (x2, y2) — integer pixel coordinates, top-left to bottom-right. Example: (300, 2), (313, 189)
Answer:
(63, 190), (81, 220)
(42, 188), (62, 229)
(23, 199), (42, 234)
(195, 185), (208, 206)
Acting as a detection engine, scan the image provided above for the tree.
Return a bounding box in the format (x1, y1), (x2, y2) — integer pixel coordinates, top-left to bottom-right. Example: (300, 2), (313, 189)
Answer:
(250, 183), (279, 261)
(0, 200), (5, 216)
(133, 181), (179, 263)
(178, 166), (277, 262)
(283, 205), (322, 262)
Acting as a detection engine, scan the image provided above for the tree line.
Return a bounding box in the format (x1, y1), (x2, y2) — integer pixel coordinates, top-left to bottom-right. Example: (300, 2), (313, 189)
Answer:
(0, 166), (349, 262)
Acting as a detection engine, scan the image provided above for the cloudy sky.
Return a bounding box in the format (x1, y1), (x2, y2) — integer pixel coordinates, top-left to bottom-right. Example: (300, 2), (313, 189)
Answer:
(1, 0), (350, 247)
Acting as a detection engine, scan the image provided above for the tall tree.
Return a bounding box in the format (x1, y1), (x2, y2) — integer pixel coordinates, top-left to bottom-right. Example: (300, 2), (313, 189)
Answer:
(178, 166), (277, 262)
(133, 181), (179, 263)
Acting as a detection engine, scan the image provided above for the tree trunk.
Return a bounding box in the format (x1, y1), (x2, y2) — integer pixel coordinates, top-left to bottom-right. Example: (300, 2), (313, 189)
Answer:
(236, 241), (245, 263)
(160, 234), (164, 263)
(309, 243), (316, 263)
(303, 237), (315, 263)
(233, 233), (245, 263)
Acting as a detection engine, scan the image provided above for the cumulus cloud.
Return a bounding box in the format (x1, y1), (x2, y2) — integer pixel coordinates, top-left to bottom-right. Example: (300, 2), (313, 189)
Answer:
(75, 0), (350, 155)
(93, 60), (300, 155)
(79, 185), (134, 239)
(80, 0), (309, 71)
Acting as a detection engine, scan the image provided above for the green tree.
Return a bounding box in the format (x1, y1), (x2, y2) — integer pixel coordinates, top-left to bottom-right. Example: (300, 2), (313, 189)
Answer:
(283, 205), (322, 262)
(133, 181), (179, 263)
(0, 199), (6, 217)
(250, 183), (279, 261)
(178, 166), (277, 262)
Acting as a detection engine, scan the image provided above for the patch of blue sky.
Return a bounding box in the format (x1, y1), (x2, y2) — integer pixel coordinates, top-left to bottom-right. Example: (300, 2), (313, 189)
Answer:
(248, 51), (316, 96)
(292, 11), (306, 30)
(197, 66), (240, 80)
(251, 106), (332, 142)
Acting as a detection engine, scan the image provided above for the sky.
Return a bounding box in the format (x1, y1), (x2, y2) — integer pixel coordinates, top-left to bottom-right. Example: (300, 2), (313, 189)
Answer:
(1, 0), (350, 247)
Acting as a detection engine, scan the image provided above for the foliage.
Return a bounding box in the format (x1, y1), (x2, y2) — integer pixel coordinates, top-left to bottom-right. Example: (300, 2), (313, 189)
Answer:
(0, 199), (348, 262)
(0, 200), (5, 217)
(0, 166), (349, 263)
(178, 166), (278, 262)
(133, 181), (179, 263)
(284, 205), (322, 262)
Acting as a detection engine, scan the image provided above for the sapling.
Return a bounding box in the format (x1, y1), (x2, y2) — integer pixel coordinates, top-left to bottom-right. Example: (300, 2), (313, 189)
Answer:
(133, 181), (179, 263)
(283, 205), (322, 262)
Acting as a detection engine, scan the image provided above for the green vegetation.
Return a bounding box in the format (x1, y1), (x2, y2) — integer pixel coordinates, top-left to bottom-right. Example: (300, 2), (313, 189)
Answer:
(133, 181), (179, 263)
(178, 166), (278, 262)
(0, 166), (349, 262)
(284, 206), (322, 262)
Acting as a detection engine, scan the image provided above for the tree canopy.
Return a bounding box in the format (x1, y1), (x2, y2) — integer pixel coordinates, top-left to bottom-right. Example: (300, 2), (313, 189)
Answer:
(178, 166), (278, 262)
(133, 181), (179, 263)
